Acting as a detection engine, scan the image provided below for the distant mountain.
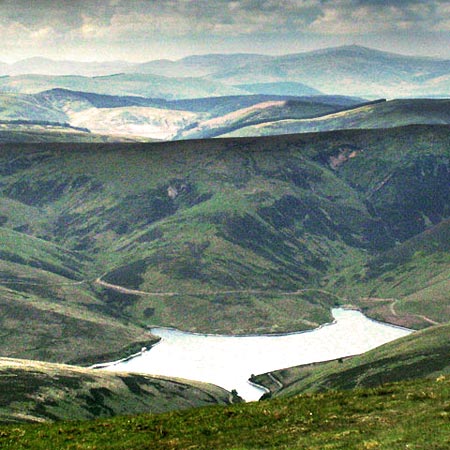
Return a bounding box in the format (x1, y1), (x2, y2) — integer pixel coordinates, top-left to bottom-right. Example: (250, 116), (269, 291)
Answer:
(0, 73), (247, 99)
(0, 54), (270, 78)
(130, 53), (270, 78)
(210, 45), (450, 98)
(234, 82), (322, 96)
(0, 57), (134, 76)
(2, 46), (449, 98)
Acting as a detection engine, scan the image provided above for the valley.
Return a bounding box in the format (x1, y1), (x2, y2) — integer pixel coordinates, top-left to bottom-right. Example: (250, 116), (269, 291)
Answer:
(0, 44), (449, 449)
(1, 126), (448, 362)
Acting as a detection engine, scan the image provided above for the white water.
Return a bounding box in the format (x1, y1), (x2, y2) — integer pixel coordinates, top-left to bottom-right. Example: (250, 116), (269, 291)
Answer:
(98, 308), (411, 401)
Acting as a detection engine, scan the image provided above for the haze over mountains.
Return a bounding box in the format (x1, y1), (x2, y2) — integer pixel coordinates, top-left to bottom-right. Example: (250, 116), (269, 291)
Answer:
(1, 46), (449, 99)
(0, 45), (449, 143)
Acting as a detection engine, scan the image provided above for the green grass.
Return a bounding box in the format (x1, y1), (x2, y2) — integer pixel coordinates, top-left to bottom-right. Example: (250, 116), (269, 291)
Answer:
(1, 377), (449, 449)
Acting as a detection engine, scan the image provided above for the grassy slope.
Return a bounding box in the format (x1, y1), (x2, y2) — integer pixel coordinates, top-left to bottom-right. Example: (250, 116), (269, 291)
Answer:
(1, 377), (449, 449)
(0, 358), (232, 424)
(326, 219), (450, 328)
(0, 93), (67, 123)
(252, 322), (450, 397)
(0, 228), (156, 364)
(177, 98), (354, 139)
(219, 99), (450, 138)
(0, 126), (449, 343)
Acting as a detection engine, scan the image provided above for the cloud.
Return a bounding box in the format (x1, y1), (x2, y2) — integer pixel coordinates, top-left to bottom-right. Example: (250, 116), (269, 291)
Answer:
(1, 0), (448, 37)
(0, 0), (449, 60)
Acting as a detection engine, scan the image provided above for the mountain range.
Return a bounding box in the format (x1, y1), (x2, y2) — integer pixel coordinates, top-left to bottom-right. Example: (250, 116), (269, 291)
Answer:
(1, 46), (449, 98)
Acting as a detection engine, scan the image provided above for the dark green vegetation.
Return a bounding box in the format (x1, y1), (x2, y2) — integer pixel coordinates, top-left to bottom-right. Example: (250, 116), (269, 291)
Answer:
(252, 322), (450, 398)
(327, 217), (450, 329)
(0, 358), (232, 424)
(1, 377), (449, 449)
(1, 125), (449, 364)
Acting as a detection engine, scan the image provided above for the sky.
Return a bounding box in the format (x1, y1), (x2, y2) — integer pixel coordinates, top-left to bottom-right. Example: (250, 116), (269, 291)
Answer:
(1, 0), (450, 63)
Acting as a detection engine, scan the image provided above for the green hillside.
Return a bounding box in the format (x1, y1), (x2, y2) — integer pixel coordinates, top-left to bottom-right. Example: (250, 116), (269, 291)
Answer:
(326, 219), (450, 328)
(219, 99), (450, 138)
(0, 227), (156, 364)
(0, 93), (67, 123)
(1, 376), (449, 449)
(0, 358), (232, 424)
(252, 321), (450, 398)
(178, 98), (370, 140)
(0, 126), (449, 362)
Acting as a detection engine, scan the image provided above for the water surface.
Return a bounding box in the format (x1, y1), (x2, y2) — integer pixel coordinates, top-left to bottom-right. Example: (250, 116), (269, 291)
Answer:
(100, 308), (411, 401)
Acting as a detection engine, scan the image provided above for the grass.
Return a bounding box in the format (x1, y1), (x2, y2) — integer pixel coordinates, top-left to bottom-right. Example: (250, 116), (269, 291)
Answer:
(0, 377), (449, 449)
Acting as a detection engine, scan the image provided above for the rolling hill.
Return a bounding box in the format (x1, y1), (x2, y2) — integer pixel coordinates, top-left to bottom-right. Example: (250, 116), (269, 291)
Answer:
(217, 99), (450, 138)
(2, 90), (450, 142)
(0, 126), (449, 365)
(0, 90), (365, 141)
(234, 81), (322, 96)
(176, 98), (374, 140)
(0, 358), (232, 424)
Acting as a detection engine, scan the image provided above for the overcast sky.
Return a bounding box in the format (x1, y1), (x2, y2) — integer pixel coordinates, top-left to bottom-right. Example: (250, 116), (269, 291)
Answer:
(1, 0), (450, 62)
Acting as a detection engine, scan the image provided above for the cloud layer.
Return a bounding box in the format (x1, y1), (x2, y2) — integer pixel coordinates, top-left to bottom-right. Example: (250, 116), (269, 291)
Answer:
(1, 0), (449, 61)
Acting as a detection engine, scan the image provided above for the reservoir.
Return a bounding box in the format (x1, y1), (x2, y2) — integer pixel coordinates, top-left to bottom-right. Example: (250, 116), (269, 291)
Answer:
(98, 308), (412, 401)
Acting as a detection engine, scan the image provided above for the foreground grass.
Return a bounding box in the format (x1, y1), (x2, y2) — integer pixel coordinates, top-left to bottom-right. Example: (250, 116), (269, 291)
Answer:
(1, 377), (449, 449)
